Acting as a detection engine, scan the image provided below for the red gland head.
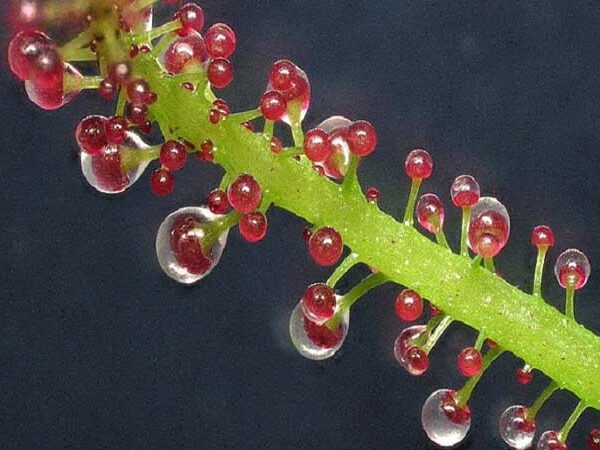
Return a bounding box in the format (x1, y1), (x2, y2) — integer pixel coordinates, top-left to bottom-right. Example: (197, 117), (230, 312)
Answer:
(126, 78), (154, 105)
(260, 90), (287, 121)
(239, 211), (268, 243)
(403, 346), (429, 376)
(76, 116), (108, 155)
(405, 149), (433, 180)
(538, 431), (567, 450)
(346, 120), (377, 157)
(515, 368), (533, 385)
(468, 197), (510, 258)
(160, 140), (188, 171)
(99, 79), (116, 100)
(164, 32), (208, 74)
(416, 193), (445, 234)
(450, 175), (480, 207)
(205, 23), (237, 58)
(441, 390), (472, 425)
(366, 186), (380, 203)
(207, 58), (234, 89)
(308, 227), (343, 267)
(531, 225), (555, 249)
(395, 289), (424, 322)
(126, 102), (148, 125)
(227, 174), (262, 213)
(150, 168), (175, 197)
(301, 283), (337, 325)
(106, 116), (128, 145)
(270, 137), (283, 154)
(588, 429), (600, 450)
(207, 189), (230, 215)
(457, 347), (483, 377)
(303, 128), (332, 163)
(176, 3), (205, 36)
(554, 248), (591, 290)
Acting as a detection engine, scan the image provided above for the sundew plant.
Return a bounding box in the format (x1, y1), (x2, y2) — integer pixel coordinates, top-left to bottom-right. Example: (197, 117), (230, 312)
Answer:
(4, 1), (600, 449)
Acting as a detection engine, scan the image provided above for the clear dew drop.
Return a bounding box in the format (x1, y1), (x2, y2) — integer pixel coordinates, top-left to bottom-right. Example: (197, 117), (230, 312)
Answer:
(536, 430), (565, 450)
(25, 63), (82, 110)
(499, 405), (536, 449)
(268, 64), (311, 126)
(468, 196), (511, 255)
(314, 116), (353, 180)
(80, 130), (150, 194)
(289, 300), (349, 361)
(394, 325), (426, 373)
(421, 389), (471, 447)
(554, 248), (591, 289)
(155, 206), (229, 285)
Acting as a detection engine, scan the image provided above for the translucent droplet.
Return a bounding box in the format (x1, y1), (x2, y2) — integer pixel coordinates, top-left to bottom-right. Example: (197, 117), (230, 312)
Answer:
(24, 63), (81, 110)
(289, 300), (349, 361)
(554, 248), (591, 290)
(499, 405), (536, 449)
(155, 206), (229, 284)
(268, 63), (310, 126)
(450, 175), (480, 207)
(314, 116), (353, 179)
(422, 389), (471, 447)
(468, 196), (510, 257)
(416, 193), (445, 233)
(536, 430), (566, 450)
(394, 325), (427, 373)
(80, 130), (150, 194)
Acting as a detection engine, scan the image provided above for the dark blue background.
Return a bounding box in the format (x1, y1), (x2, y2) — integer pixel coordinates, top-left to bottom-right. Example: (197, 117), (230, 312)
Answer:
(2, 1), (600, 448)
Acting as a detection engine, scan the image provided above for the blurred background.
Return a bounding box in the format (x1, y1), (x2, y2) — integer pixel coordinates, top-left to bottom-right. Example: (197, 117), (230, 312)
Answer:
(2, 1), (600, 448)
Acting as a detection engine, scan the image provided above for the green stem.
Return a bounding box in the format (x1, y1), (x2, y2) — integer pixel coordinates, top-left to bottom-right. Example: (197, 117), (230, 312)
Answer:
(342, 156), (362, 196)
(291, 125), (304, 148)
(403, 178), (422, 225)
(64, 76), (104, 93)
(460, 207), (471, 257)
(422, 315), (454, 354)
(264, 120), (275, 135)
(455, 347), (504, 407)
(131, 0), (160, 11)
(484, 257), (496, 273)
(565, 284), (576, 321)
(327, 253), (360, 288)
(151, 33), (176, 58)
(121, 146), (160, 172)
(59, 30), (94, 61)
(435, 230), (450, 250)
(558, 401), (587, 443)
(340, 272), (389, 310)
(413, 314), (446, 347)
(283, 147), (304, 158)
(526, 381), (559, 421)
(115, 89), (127, 117)
(326, 272), (388, 330)
(128, 54), (600, 411)
(228, 109), (262, 125)
(471, 254), (483, 268)
(533, 247), (548, 297)
(474, 330), (486, 351)
(130, 20), (181, 45)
